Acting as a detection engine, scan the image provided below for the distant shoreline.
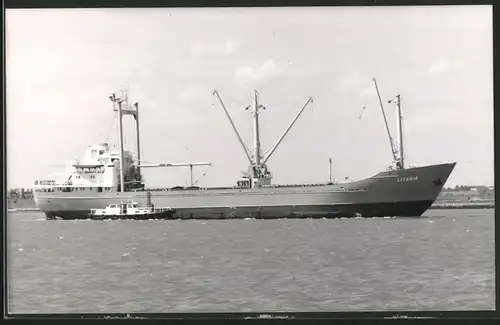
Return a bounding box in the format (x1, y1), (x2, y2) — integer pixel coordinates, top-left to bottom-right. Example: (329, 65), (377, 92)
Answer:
(428, 204), (494, 210)
(428, 204), (495, 210)
(8, 208), (40, 212)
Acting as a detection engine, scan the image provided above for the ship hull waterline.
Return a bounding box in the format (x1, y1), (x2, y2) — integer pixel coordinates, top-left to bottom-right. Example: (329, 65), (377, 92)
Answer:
(34, 162), (456, 220)
(87, 210), (176, 221)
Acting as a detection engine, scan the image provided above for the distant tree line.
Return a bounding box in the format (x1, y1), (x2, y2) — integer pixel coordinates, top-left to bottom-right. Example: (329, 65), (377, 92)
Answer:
(443, 185), (494, 192)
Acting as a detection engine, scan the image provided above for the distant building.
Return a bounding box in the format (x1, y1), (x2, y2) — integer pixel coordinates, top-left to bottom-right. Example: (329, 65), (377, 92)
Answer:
(438, 183), (495, 204)
(8, 188), (34, 200)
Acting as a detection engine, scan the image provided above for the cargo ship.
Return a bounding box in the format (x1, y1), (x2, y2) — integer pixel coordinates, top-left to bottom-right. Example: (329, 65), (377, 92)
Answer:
(33, 81), (456, 220)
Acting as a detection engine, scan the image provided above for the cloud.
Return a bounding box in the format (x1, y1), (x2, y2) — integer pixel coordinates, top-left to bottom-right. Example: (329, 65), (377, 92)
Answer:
(340, 71), (363, 90)
(429, 58), (463, 75)
(403, 105), (493, 138)
(359, 85), (376, 99)
(224, 40), (238, 54)
(190, 39), (239, 56)
(180, 87), (199, 103)
(234, 59), (286, 84)
(333, 70), (372, 94)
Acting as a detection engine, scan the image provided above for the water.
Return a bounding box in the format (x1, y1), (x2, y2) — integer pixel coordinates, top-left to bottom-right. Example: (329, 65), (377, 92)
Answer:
(7, 209), (495, 314)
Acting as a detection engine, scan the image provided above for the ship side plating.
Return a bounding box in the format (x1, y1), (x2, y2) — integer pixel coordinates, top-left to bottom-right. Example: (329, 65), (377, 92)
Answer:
(34, 162), (455, 219)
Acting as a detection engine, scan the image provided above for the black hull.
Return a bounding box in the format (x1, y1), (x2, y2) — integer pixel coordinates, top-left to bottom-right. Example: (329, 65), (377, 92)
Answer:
(45, 200), (434, 220)
(169, 200), (435, 219)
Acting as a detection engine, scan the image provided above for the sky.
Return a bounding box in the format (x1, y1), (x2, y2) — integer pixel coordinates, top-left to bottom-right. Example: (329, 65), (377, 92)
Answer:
(6, 6), (494, 189)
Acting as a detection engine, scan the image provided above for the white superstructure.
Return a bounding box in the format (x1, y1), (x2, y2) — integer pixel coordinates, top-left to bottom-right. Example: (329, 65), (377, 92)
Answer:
(33, 144), (139, 194)
(33, 89), (210, 200)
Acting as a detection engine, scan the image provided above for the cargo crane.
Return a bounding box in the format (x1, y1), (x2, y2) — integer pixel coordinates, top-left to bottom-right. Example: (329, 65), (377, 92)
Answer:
(110, 90), (211, 191)
(372, 78), (405, 170)
(213, 89), (313, 188)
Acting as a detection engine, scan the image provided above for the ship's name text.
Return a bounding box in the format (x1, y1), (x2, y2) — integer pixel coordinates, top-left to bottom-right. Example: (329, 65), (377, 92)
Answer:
(397, 176), (418, 183)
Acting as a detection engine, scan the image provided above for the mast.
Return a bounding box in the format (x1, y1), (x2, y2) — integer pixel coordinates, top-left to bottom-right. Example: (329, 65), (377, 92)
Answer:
(253, 90), (262, 168)
(118, 98), (125, 192)
(395, 93), (404, 169)
(373, 78), (397, 162)
(389, 92), (404, 169)
(110, 89), (211, 189)
(328, 158), (332, 184)
(119, 94), (141, 166)
(109, 93), (126, 192)
(110, 90), (142, 192)
(133, 102), (141, 177)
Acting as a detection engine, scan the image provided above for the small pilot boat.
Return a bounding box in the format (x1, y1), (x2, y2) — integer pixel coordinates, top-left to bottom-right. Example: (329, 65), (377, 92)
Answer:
(89, 201), (175, 220)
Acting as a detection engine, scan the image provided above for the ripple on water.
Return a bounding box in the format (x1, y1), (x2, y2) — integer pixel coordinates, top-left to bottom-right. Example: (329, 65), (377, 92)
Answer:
(6, 210), (495, 313)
